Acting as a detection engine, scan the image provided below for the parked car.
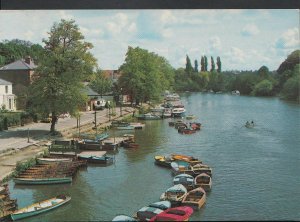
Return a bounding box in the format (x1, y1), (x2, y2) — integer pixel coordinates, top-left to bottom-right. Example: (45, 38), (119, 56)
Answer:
(94, 99), (106, 110)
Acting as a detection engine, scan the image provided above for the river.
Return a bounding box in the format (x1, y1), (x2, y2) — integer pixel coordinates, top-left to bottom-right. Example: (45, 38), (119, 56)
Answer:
(8, 92), (300, 221)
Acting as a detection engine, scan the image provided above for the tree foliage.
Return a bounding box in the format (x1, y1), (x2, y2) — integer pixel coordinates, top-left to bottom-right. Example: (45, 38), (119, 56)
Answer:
(252, 79), (274, 96)
(200, 56), (205, 71)
(204, 56), (208, 71)
(28, 19), (97, 133)
(185, 55), (193, 75)
(280, 64), (300, 102)
(119, 46), (174, 104)
(217, 56), (221, 73)
(194, 59), (199, 72)
(210, 56), (215, 72)
(0, 39), (44, 66)
(89, 70), (113, 97)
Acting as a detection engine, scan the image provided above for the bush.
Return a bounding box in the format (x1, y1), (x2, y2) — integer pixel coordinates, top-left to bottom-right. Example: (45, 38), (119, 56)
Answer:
(252, 80), (274, 96)
(280, 75), (300, 102)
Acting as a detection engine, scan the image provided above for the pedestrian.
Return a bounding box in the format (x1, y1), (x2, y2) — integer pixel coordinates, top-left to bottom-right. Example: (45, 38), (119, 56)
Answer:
(132, 110), (136, 117)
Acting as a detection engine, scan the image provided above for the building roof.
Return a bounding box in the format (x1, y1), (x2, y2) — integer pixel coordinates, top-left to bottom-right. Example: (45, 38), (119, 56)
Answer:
(0, 78), (12, 85)
(82, 82), (100, 97)
(0, 59), (37, 71)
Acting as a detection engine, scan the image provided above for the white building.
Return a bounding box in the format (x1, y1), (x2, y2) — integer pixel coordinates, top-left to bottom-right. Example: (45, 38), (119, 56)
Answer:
(0, 78), (16, 111)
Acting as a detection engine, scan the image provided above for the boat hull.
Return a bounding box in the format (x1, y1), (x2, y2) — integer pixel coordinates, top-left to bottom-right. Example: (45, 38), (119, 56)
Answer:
(13, 177), (72, 185)
(10, 196), (71, 221)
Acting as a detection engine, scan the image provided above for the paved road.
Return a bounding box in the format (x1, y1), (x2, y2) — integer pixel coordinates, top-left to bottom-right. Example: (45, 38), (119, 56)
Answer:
(0, 107), (134, 153)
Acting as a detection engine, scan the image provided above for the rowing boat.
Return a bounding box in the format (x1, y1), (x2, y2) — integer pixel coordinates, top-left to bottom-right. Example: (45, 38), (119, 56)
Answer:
(10, 195), (71, 221)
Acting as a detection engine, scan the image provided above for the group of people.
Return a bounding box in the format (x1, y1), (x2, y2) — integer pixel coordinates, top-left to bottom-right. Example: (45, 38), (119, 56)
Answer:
(245, 120), (255, 128)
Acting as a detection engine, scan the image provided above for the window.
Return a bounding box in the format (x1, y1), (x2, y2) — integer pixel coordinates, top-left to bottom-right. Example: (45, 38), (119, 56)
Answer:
(5, 86), (8, 94)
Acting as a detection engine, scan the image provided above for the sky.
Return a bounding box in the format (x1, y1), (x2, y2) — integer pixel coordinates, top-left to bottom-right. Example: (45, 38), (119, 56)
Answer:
(0, 10), (299, 71)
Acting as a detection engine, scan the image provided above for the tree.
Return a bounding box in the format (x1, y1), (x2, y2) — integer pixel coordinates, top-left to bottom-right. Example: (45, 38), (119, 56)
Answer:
(194, 59), (198, 72)
(28, 19), (97, 134)
(119, 46), (174, 104)
(280, 64), (300, 102)
(210, 56), (215, 72)
(252, 79), (274, 96)
(89, 70), (113, 97)
(258, 65), (270, 79)
(217, 56), (221, 73)
(185, 55), (193, 75)
(200, 56), (205, 71)
(204, 56), (208, 71)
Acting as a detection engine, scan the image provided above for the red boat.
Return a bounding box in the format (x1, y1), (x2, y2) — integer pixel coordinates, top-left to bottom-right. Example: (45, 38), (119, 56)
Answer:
(190, 122), (201, 130)
(149, 206), (194, 221)
(178, 128), (196, 134)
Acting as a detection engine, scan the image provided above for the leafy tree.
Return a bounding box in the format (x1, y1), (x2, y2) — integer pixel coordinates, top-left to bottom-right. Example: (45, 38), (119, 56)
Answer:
(210, 56), (215, 72)
(89, 69), (113, 97)
(217, 56), (221, 73)
(277, 50), (300, 75)
(258, 65), (270, 79)
(280, 64), (300, 102)
(119, 46), (174, 104)
(185, 55), (193, 75)
(28, 19), (97, 133)
(204, 56), (208, 71)
(194, 59), (198, 72)
(200, 56), (205, 71)
(252, 79), (274, 96)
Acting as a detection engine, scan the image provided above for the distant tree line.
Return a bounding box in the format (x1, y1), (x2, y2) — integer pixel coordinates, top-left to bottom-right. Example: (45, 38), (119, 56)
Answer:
(174, 51), (299, 102)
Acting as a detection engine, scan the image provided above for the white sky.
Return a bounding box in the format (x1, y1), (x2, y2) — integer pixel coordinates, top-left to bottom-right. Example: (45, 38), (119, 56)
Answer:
(0, 10), (299, 71)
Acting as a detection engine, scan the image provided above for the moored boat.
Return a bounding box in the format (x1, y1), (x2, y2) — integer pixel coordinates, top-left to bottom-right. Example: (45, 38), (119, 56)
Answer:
(194, 173), (212, 192)
(162, 108), (172, 118)
(36, 158), (72, 164)
(154, 155), (173, 168)
(77, 154), (113, 165)
(186, 115), (196, 120)
(129, 122), (145, 129)
(134, 201), (171, 221)
(10, 195), (71, 221)
(172, 108), (186, 118)
(189, 122), (201, 130)
(116, 125), (135, 130)
(102, 141), (118, 151)
(149, 206), (194, 221)
(182, 187), (206, 210)
(137, 113), (161, 120)
(160, 184), (187, 206)
(112, 215), (137, 221)
(173, 174), (194, 190)
(171, 162), (212, 177)
(171, 154), (202, 165)
(178, 128), (196, 134)
(13, 177), (72, 185)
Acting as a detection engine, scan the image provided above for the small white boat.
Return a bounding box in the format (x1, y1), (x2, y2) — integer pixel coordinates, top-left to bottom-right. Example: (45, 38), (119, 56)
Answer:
(163, 108), (172, 118)
(231, 90), (240, 95)
(172, 108), (186, 118)
(112, 215), (137, 221)
(160, 184), (187, 205)
(173, 174), (195, 190)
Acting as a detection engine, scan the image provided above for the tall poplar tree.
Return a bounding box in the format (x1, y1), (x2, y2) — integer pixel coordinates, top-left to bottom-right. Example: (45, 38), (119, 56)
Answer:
(185, 55), (193, 75)
(28, 19), (97, 133)
(204, 56), (208, 71)
(201, 56), (205, 71)
(194, 59), (199, 72)
(210, 56), (215, 72)
(217, 56), (222, 73)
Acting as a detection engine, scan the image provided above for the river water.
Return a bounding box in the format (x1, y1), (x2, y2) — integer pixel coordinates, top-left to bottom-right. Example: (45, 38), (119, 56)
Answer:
(8, 93), (300, 221)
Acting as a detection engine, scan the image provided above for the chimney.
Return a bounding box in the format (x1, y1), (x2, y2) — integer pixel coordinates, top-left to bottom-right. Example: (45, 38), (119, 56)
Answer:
(25, 56), (32, 65)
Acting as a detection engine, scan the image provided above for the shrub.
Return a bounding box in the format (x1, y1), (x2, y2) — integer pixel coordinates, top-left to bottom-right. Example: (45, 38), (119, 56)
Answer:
(252, 79), (274, 96)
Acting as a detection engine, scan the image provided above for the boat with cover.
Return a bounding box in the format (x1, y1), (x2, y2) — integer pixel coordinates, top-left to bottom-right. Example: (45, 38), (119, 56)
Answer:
(154, 155), (173, 168)
(160, 184), (187, 206)
(194, 173), (212, 192)
(171, 162), (212, 177)
(173, 174), (195, 190)
(149, 206), (194, 221)
(116, 124), (135, 130)
(172, 108), (186, 118)
(186, 115), (196, 120)
(112, 215), (137, 221)
(178, 127), (196, 134)
(10, 195), (71, 221)
(189, 122), (201, 130)
(134, 201), (171, 221)
(182, 187), (206, 210)
(162, 108), (172, 118)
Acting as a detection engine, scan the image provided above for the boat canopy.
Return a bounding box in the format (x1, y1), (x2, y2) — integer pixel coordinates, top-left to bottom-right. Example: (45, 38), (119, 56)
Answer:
(166, 184), (187, 193)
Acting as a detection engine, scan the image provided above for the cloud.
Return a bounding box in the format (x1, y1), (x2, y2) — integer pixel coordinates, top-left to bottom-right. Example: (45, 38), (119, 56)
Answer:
(209, 36), (222, 53)
(275, 27), (299, 49)
(225, 47), (247, 64)
(241, 24), (260, 36)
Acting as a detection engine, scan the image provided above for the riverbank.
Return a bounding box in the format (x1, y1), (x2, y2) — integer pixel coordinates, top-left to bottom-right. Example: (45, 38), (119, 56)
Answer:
(0, 106), (138, 183)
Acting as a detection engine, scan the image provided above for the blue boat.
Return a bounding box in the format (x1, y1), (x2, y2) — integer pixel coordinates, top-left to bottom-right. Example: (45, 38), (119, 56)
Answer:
(112, 215), (137, 221)
(13, 177), (72, 185)
(77, 151), (113, 165)
(135, 201), (171, 221)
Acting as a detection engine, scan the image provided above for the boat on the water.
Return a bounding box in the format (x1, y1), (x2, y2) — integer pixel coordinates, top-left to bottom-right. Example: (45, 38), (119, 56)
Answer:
(189, 122), (201, 130)
(182, 187), (206, 210)
(102, 141), (118, 151)
(160, 184), (187, 206)
(112, 215), (137, 221)
(36, 158), (72, 164)
(171, 162), (212, 177)
(134, 201), (171, 221)
(137, 113), (161, 120)
(129, 122), (145, 129)
(194, 173), (212, 192)
(171, 154), (202, 165)
(154, 155), (173, 168)
(186, 115), (196, 120)
(162, 108), (172, 118)
(77, 153), (113, 165)
(173, 174), (194, 190)
(232, 90), (240, 95)
(10, 195), (71, 221)
(178, 127), (196, 134)
(165, 93), (180, 101)
(149, 206), (194, 221)
(172, 108), (186, 118)
(116, 125), (135, 130)
(13, 177), (72, 185)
